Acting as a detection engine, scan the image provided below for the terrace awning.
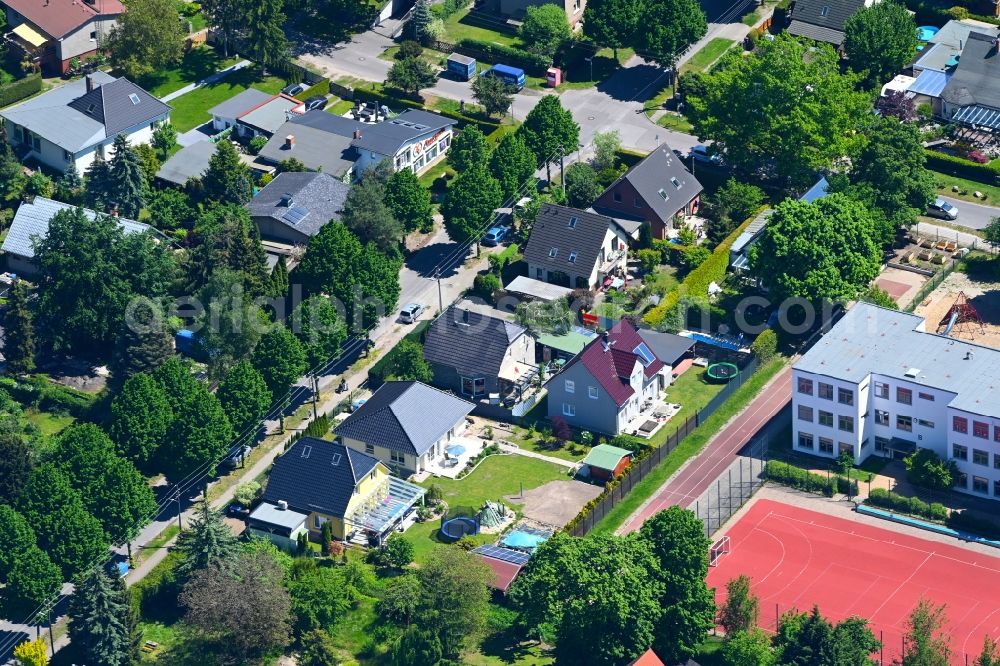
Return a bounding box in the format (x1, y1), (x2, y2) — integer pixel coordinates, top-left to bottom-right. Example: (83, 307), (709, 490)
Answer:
(349, 476), (425, 535)
(952, 105), (1000, 130)
(12, 23), (48, 47)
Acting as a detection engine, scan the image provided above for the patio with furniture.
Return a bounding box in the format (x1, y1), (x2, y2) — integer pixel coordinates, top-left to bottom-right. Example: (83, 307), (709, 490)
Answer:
(411, 436), (489, 481)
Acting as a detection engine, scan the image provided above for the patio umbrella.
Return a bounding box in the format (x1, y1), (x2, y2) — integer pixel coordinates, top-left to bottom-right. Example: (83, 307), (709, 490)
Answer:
(446, 444), (466, 457)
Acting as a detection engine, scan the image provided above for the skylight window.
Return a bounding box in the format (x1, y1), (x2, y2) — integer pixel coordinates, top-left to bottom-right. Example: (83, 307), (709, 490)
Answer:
(128, 93), (140, 105)
(331, 453), (342, 466)
(568, 251), (577, 263)
(658, 188), (669, 201)
(634, 343), (656, 367)
(568, 216), (577, 228)
(301, 445), (312, 458)
(671, 177), (681, 189)
(86, 104), (96, 115)
(820, 5), (829, 15)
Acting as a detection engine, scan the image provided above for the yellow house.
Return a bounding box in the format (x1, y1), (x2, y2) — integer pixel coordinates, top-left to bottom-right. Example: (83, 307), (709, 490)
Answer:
(259, 436), (426, 545)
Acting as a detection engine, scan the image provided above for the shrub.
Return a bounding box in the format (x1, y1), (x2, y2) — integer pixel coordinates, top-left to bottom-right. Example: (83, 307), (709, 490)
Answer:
(636, 248), (661, 273)
(456, 536), (478, 550)
(455, 38), (552, 75)
(923, 149), (1000, 184)
(865, 489), (951, 523)
(946, 510), (1000, 539)
(474, 272), (502, 301)
(750, 328), (777, 362)
(0, 74), (42, 108)
(968, 150), (989, 164)
(248, 135), (267, 155)
(947, 5), (970, 19)
(399, 40), (424, 59)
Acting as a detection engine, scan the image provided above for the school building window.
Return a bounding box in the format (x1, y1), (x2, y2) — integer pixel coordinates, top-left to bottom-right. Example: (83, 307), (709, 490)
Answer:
(973, 476), (989, 494)
(953, 416), (968, 434)
(819, 438), (834, 454)
(973, 449), (989, 466)
(875, 410), (889, 426)
(818, 383), (833, 400)
(838, 415), (854, 433)
(973, 421), (989, 439)
(798, 433), (814, 449)
(838, 388), (854, 406)
(896, 415), (912, 432)
(819, 411), (833, 427)
(798, 378), (813, 395)
(873, 381), (889, 399)
(798, 405), (813, 422)
(953, 444), (968, 460)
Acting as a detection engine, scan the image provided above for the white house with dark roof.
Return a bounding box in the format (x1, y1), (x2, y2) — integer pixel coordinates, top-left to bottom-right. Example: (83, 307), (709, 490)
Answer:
(522, 204), (630, 290)
(258, 109), (454, 179)
(940, 31), (1000, 131)
(334, 381), (474, 476)
(792, 302), (1000, 500)
(1, 196), (153, 277)
(208, 89), (305, 138)
(248, 172), (350, 245)
(0, 72), (170, 174)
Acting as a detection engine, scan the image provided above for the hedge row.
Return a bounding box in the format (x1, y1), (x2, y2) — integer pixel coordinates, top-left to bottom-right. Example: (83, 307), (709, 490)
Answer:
(765, 460), (858, 497)
(642, 207), (766, 328)
(301, 79), (331, 101)
(924, 149), (1000, 185)
(454, 38), (551, 76)
(866, 487), (949, 521)
(0, 74), (42, 108)
(0, 375), (96, 418)
(947, 510), (1000, 540)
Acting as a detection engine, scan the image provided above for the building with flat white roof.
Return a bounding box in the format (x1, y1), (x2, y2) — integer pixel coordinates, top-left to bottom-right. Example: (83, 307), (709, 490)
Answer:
(792, 302), (1000, 500)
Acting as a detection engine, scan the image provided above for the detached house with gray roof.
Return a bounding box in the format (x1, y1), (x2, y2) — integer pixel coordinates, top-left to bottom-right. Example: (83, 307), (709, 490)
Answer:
(941, 31), (1000, 131)
(334, 381), (475, 476)
(786, 0), (875, 47)
(593, 144), (703, 240)
(423, 303), (537, 403)
(523, 204), (631, 291)
(0, 72), (170, 174)
(248, 172), (350, 245)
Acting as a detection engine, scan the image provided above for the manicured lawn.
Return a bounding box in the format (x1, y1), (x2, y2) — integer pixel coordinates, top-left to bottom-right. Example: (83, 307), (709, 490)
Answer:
(588, 356), (787, 536)
(404, 454), (568, 563)
(24, 408), (74, 437)
(659, 365), (728, 436)
(442, 6), (520, 47)
(136, 46), (239, 99)
(168, 68), (287, 132)
(680, 37), (736, 75)
(507, 425), (587, 462)
(658, 111), (695, 133)
(325, 97), (355, 116)
(927, 169), (1000, 205)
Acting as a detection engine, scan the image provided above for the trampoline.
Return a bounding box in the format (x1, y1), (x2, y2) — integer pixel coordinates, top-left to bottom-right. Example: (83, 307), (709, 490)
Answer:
(439, 506), (481, 542)
(706, 362), (739, 383)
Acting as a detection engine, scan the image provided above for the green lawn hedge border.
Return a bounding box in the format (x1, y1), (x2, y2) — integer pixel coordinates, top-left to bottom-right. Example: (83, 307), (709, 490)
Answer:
(454, 38), (552, 76)
(0, 74), (42, 108)
(866, 487), (948, 521)
(765, 460), (857, 497)
(0, 375), (96, 418)
(924, 149), (1000, 185)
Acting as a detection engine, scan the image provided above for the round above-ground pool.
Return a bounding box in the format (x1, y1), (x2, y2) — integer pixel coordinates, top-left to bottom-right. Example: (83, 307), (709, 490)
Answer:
(917, 25), (939, 41)
(706, 362), (739, 382)
(440, 516), (479, 542)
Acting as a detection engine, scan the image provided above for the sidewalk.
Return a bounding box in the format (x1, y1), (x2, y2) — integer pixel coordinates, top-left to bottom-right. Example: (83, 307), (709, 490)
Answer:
(159, 59), (251, 103)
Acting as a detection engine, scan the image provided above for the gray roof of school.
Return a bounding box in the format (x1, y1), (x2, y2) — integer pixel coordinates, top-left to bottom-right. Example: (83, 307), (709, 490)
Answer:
(1, 73), (170, 153)
(208, 88), (272, 120)
(942, 31), (1000, 109)
(2, 197), (150, 260)
(248, 172), (350, 238)
(334, 381), (474, 456)
(794, 302), (1000, 417)
(156, 140), (217, 186)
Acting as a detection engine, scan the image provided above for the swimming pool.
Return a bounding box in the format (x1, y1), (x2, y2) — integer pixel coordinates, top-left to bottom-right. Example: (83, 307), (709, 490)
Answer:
(501, 530), (549, 550)
(681, 331), (743, 351)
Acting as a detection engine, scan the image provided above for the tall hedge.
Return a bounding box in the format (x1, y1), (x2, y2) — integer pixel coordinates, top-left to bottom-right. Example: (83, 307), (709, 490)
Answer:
(455, 38), (551, 75)
(924, 149), (1000, 185)
(0, 74), (42, 108)
(765, 460), (857, 497)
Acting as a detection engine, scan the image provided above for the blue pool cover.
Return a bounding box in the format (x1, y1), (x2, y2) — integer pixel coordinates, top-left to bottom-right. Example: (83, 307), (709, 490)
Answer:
(502, 530), (549, 550)
(917, 26), (939, 41)
(446, 444), (466, 456)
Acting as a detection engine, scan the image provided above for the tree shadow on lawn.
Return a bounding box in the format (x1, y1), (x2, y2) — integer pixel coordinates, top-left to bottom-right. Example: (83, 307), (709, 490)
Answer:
(405, 239), (464, 279)
(478, 632), (553, 665)
(136, 47), (229, 94)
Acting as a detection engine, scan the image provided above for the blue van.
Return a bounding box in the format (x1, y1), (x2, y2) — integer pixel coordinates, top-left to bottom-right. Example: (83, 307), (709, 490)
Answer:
(447, 53), (477, 81)
(484, 64), (526, 91)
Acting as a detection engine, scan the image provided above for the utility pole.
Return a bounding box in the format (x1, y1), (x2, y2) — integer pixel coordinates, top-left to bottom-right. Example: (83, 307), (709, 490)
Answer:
(175, 490), (183, 532)
(559, 144), (565, 189)
(436, 272), (444, 312)
(311, 374), (318, 420)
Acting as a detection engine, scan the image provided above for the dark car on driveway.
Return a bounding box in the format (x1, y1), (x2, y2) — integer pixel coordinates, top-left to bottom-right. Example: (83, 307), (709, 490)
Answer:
(303, 95), (327, 111)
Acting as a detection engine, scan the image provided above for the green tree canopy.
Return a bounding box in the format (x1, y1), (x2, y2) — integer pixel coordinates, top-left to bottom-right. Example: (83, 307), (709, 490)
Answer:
(252, 323), (308, 399)
(584, 0), (642, 59)
(844, 0), (917, 88)
(188, 204), (270, 297)
(194, 268), (268, 376)
(243, 0), (290, 70)
(719, 574), (759, 636)
(200, 0), (246, 56)
(175, 500), (239, 579)
(146, 186), (194, 230)
(383, 338), (432, 383)
(111, 298), (173, 383)
(0, 432), (32, 505)
(159, 384), (233, 481)
(3, 279), (34, 375)
(775, 606), (880, 666)
(449, 126), (491, 173)
(519, 4), (570, 58)
(636, 0), (706, 68)
(342, 170), (403, 252)
(517, 95), (579, 182)
(385, 168), (434, 233)
(386, 57), (437, 95)
(0, 505), (35, 582)
(109, 372), (171, 468)
(151, 122), (177, 160)
(723, 629), (775, 666)
(442, 165), (502, 246)
(217, 360), (272, 434)
(291, 295), (348, 368)
(472, 73), (515, 118)
(3, 544), (63, 621)
(287, 559), (353, 633)
(688, 34), (871, 187)
(749, 194), (881, 304)
(899, 599), (951, 666)
(107, 0), (185, 78)
(489, 132), (536, 200)
(201, 139), (252, 204)
(106, 134), (148, 218)
(34, 207), (174, 358)
(69, 567), (132, 666)
(564, 162), (602, 208)
(416, 547), (492, 658)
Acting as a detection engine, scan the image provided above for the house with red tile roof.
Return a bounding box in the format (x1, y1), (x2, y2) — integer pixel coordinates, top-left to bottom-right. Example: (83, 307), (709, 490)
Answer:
(627, 648), (667, 666)
(544, 319), (673, 436)
(2, 0), (124, 74)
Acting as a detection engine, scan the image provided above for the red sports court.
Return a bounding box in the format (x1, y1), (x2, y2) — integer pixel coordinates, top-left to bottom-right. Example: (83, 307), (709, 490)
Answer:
(707, 499), (1000, 664)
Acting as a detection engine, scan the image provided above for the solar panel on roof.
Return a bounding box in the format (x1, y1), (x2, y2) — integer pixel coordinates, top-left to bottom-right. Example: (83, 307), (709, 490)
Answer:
(282, 206), (310, 225)
(472, 545), (530, 566)
(634, 342), (656, 367)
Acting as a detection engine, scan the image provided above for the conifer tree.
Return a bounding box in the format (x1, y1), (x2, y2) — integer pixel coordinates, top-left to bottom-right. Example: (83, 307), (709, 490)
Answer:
(3, 279), (34, 374)
(107, 134), (147, 217)
(69, 567), (132, 666)
(175, 500), (238, 579)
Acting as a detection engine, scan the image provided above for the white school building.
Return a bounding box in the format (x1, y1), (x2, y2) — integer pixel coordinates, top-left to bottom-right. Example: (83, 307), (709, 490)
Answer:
(791, 302), (1000, 500)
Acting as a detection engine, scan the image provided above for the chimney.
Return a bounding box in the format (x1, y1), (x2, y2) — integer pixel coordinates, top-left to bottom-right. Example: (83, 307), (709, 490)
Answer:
(277, 500), (288, 510)
(353, 129), (362, 140)
(280, 193), (293, 207)
(285, 134), (295, 150)
(85, 75), (94, 93)
(966, 350), (974, 360)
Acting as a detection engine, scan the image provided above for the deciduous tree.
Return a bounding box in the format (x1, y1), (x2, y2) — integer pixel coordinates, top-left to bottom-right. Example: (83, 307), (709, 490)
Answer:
(584, 0), (642, 60)
(383, 338), (432, 383)
(188, 204), (270, 297)
(844, 0), (917, 88)
(194, 269), (268, 376)
(519, 4), (570, 58)
(252, 323), (308, 398)
(592, 130), (621, 172)
(723, 629), (775, 666)
(442, 165), (502, 246)
(749, 194), (881, 304)
(111, 298), (173, 382)
(719, 574), (759, 636)
(0, 506), (34, 582)
(107, 0), (185, 78)
(109, 372), (171, 468)
(160, 386), (233, 482)
(517, 95), (579, 182)
(291, 295), (348, 368)
(389, 627), (444, 666)
(637, 0), (706, 72)
(472, 73), (515, 118)
(900, 600), (953, 665)
(146, 186), (194, 230)
(299, 628), (341, 666)
(386, 57), (436, 95)
(490, 132), (536, 200)
(385, 168), (433, 233)
(449, 126), (491, 172)
(976, 637), (1000, 666)
(287, 559), (353, 633)
(151, 122), (177, 160)
(564, 162), (602, 208)
(217, 360), (272, 434)
(417, 547), (492, 658)
(12, 637), (49, 666)
(343, 171), (403, 252)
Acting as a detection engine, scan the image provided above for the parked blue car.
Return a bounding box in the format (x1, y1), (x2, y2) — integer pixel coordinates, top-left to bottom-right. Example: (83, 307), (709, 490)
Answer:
(482, 226), (509, 246)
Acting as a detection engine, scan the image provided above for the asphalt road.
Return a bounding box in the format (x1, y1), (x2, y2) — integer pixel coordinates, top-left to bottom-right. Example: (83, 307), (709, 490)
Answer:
(938, 195), (999, 230)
